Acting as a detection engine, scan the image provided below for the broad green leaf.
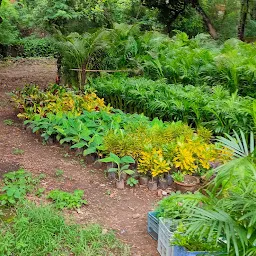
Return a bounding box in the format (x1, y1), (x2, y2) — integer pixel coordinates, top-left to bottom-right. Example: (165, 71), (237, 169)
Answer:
(120, 156), (135, 164)
(108, 168), (118, 173)
(124, 169), (134, 175)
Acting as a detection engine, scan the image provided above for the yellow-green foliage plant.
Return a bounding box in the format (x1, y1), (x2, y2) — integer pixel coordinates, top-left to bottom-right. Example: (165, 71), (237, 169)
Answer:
(12, 84), (111, 119)
(138, 148), (170, 178)
(103, 121), (195, 159)
(173, 137), (218, 175)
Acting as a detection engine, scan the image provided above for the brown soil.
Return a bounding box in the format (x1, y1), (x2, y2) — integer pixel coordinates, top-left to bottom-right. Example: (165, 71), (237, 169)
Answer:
(0, 58), (159, 256)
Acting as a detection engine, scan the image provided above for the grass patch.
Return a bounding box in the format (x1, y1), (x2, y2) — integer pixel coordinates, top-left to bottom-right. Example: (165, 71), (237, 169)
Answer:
(0, 202), (130, 256)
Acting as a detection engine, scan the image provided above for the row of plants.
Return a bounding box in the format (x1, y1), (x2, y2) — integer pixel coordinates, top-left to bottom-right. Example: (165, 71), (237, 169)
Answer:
(12, 84), (231, 190)
(153, 131), (256, 256)
(58, 25), (256, 97)
(90, 75), (255, 135)
(0, 169), (129, 255)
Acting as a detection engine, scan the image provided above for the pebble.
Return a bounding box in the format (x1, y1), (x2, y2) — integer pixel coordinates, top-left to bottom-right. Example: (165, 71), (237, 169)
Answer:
(157, 189), (163, 197)
(162, 191), (168, 196)
(102, 229), (108, 235)
(132, 213), (140, 219)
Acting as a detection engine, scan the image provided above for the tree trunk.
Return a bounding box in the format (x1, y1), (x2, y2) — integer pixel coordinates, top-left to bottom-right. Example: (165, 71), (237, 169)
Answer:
(191, 0), (218, 39)
(238, 0), (250, 41)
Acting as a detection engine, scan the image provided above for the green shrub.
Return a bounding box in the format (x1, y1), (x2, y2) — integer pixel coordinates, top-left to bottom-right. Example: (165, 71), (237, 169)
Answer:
(19, 36), (57, 57)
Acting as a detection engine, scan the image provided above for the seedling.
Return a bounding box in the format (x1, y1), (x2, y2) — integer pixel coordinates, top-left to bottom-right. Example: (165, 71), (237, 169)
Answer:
(63, 153), (70, 158)
(35, 188), (45, 197)
(172, 172), (185, 182)
(55, 169), (64, 177)
(126, 177), (138, 187)
(12, 148), (24, 155)
(3, 119), (14, 126)
(105, 190), (111, 196)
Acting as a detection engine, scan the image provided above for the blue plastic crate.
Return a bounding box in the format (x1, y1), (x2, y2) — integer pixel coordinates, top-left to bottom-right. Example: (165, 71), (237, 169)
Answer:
(157, 217), (174, 256)
(147, 211), (159, 240)
(174, 246), (218, 256)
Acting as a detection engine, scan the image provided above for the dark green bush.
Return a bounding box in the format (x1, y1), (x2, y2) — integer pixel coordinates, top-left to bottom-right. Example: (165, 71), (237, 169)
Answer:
(19, 37), (57, 57)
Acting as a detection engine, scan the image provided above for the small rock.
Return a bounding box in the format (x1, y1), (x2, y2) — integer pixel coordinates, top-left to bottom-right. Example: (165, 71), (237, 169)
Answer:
(100, 184), (106, 187)
(132, 213), (140, 219)
(102, 229), (108, 235)
(157, 189), (163, 197)
(76, 208), (82, 214)
(162, 191), (168, 196)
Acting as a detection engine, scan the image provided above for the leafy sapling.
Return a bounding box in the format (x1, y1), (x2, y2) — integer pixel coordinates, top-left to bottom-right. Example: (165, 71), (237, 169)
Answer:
(99, 153), (135, 181)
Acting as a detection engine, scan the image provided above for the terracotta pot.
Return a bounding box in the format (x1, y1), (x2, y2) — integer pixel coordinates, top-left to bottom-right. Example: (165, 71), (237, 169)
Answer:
(175, 175), (200, 193)
(148, 181), (158, 191)
(116, 179), (125, 189)
(158, 178), (168, 190)
(139, 176), (149, 185)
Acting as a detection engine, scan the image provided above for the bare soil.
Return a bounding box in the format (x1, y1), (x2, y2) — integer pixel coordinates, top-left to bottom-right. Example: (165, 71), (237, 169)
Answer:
(0, 58), (159, 256)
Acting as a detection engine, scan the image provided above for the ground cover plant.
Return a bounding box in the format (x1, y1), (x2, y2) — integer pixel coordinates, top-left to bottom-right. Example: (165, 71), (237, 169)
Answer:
(0, 202), (130, 256)
(0, 169), (42, 206)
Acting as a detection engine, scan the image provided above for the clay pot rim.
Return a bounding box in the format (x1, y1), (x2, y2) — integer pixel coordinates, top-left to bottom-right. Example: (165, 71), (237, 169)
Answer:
(174, 175), (200, 187)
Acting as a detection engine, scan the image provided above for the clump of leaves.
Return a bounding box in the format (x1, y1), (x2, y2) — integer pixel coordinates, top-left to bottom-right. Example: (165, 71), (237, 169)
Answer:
(138, 148), (170, 178)
(47, 189), (87, 209)
(55, 169), (64, 177)
(3, 119), (14, 126)
(126, 177), (138, 187)
(12, 148), (24, 155)
(0, 169), (41, 206)
(172, 171), (184, 182)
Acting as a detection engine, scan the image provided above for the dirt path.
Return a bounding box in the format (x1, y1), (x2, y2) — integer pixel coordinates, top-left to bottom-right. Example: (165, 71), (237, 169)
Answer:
(0, 58), (159, 256)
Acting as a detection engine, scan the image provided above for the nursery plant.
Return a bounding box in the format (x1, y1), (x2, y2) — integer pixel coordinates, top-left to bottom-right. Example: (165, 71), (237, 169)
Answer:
(99, 153), (135, 189)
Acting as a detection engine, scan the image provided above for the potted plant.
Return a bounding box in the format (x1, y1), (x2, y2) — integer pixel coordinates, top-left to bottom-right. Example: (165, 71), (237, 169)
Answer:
(99, 153), (135, 189)
(159, 175), (168, 189)
(139, 174), (149, 185)
(138, 149), (170, 191)
(172, 172), (200, 193)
